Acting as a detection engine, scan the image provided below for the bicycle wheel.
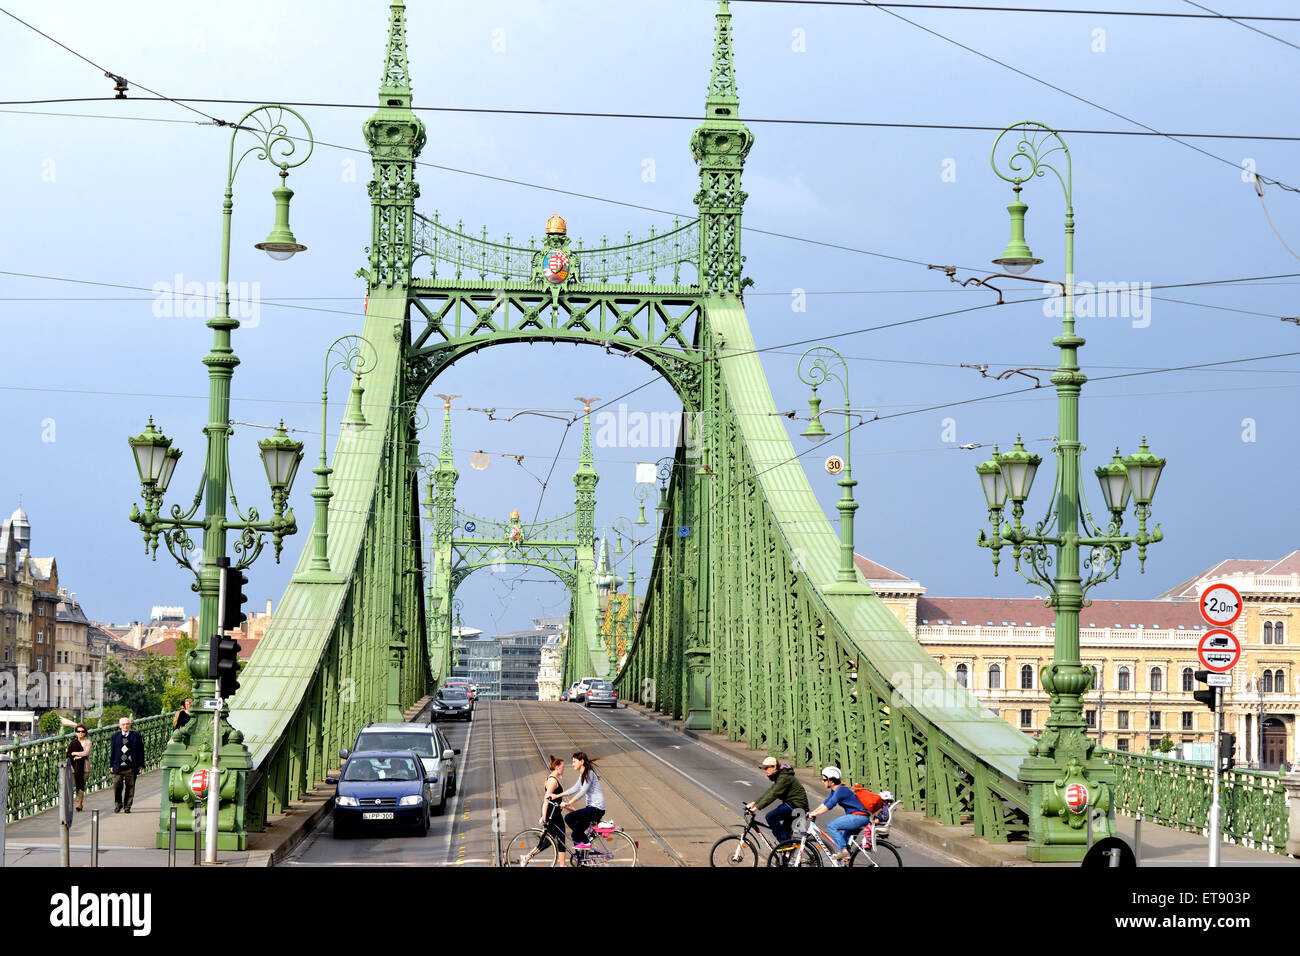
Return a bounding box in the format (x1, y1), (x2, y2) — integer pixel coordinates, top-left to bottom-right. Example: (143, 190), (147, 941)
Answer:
(850, 837), (903, 868)
(709, 834), (761, 867)
(502, 828), (559, 867)
(766, 840), (823, 867)
(583, 829), (638, 867)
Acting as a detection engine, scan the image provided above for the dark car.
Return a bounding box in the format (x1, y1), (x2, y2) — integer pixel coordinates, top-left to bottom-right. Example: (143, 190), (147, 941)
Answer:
(585, 680), (618, 708)
(342, 723), (460, 815)
(432, 685), (473, 721)
(327, 750), (434, 838)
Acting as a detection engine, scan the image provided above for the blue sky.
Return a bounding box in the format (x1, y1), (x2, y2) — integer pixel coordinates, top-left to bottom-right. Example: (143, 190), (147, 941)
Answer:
(2, 0), (1299, 635)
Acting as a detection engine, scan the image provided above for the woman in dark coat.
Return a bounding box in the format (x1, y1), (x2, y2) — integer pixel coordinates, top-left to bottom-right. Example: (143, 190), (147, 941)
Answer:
(66, 724), (92, 811)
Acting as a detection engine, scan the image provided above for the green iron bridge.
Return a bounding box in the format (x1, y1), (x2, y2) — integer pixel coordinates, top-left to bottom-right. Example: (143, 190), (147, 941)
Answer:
(135, 0), (1225, 862)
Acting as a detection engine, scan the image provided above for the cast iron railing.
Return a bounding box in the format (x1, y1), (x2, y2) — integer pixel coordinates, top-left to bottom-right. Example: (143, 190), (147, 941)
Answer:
(3, 713), (172, 821)
(1104, 748), (1289, 854)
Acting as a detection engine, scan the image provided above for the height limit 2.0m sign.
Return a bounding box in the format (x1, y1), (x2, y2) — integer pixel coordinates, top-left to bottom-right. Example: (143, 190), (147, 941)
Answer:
(1199, 583), (1242, 628)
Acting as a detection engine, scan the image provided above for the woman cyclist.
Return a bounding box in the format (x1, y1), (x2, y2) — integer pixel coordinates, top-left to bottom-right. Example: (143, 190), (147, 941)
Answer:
(520, 754), (568, 867)
(559, 751), (605, 849)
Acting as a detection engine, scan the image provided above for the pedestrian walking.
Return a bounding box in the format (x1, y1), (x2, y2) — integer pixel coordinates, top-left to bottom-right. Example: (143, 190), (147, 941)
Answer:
(66, 723), (92, 812)
(109, 716), (145, 813)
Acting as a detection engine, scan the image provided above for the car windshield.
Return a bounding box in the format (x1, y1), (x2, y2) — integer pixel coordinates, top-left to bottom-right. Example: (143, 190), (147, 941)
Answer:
(354, 733), (435, 757)
(591, 682), (613, 691)
(342, 756), (420, 782)
(441, 687), (468, 699)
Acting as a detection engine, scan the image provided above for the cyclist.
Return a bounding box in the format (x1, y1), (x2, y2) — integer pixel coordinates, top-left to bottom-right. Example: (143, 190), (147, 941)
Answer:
(559, 751), (605, 849)
(806, 766), (870, 862)
(520, 754), (568, 867)
(745, 756), (808, 844)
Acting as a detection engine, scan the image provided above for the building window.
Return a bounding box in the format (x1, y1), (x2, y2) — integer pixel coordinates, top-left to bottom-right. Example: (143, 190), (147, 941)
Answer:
(1150, 667), (1163, 693)
(1086, 709), (1096, 728)
(1264, 622), (1273, 644)
(1091, 666), (1099, 690)
(1020, 664), (1034, 689)
(1020, 709), (1032, 728)
(955, 664), (967, 688)
(1182, 668), (1194, 692)
(1118, 667), (1130, 692)
(988, 664), (1002, 690)
(1182, 711), (1193, 730)
(1262, 670), (1273, 694)
(1117, 738), (1130, 752)
(1149, 711), (1161, 730)
(38, 605), (43, 617)
(1118, 711), (1130, 730)
(1276, 622), (1285, 645)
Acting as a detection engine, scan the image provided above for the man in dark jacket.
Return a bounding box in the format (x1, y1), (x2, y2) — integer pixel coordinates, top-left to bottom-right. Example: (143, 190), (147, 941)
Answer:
(109, 716), (145, 812)
(746, 756), (809, 843)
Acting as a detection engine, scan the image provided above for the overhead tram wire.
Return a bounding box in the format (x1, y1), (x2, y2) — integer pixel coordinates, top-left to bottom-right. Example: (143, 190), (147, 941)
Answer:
(729, 0), (1300, 20)
(1179, 0), (1300, 53)
(851, 0), (1300, 194)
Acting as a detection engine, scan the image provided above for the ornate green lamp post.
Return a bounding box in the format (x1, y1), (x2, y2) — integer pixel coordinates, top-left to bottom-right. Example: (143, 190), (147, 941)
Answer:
(296, 335), (374, 583)
(610, 512), (646, 671)
(974, 121), (1166, 861)
(127, 105), (313, 850)
(797, 347), (872, 593)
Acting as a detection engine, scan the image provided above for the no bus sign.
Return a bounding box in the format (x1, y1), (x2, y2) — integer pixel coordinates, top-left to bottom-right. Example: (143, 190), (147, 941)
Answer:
(1197, 629), (1242, 673)
(189, 769), (210, 800)
(1199, 583), (1242, 628)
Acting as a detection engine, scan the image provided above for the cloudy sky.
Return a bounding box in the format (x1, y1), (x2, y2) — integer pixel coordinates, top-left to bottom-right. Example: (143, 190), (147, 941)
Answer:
(3, 0), (1298, 635)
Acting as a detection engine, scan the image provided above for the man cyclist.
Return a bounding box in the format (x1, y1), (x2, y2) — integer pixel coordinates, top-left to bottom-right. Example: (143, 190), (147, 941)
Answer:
(745, 756), (809, 845)
(806, 766), (870, 862)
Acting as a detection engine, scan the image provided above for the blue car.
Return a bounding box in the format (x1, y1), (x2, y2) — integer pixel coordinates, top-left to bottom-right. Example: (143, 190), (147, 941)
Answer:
(327, 750), (435, 838)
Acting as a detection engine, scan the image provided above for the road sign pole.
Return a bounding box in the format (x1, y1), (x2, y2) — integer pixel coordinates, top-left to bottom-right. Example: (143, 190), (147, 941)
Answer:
(1209, 686), (1222, 868)
(206, 565), (227, 864)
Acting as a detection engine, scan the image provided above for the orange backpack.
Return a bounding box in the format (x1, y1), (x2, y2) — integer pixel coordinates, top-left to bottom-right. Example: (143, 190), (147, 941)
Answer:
(851, 784), (884, 815)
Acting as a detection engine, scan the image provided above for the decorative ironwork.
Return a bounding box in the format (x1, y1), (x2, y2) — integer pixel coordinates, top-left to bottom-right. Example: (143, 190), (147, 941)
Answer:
(413, 212), (699, 286)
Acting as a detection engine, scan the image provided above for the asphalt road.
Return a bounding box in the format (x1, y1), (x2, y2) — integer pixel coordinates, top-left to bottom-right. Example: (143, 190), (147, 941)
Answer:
(280, 700), (960, 867)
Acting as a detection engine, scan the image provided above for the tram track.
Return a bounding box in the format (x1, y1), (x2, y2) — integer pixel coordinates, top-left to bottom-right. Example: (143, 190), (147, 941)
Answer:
(524, 702), (688, 867)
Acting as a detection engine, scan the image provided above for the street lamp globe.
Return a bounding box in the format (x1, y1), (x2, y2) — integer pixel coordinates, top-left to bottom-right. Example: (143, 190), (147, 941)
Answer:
(128, 417), (175, 487)
(997, 436), (1041, 503)
(253, 177), (308, 261)
(991, 189), (1043, 275)
(976, 449), (1007, 512)
(801, 388), (829, 441)
(1094, 450), (1132, 514)
(341, 375), (370, 431)
(258, 421), (305, 495)
(1124, 438), (1166, 507)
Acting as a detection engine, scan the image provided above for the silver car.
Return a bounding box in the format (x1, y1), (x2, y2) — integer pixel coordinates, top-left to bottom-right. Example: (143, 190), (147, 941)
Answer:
(585, 680), (618, 708)
(341, 723), (460, 815)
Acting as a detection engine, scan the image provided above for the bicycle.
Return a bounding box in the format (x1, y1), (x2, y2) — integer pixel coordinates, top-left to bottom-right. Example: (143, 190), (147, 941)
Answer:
(767, 804), (904, 868)
(503, 819), (638, 867)
(710, 807), (794, 867)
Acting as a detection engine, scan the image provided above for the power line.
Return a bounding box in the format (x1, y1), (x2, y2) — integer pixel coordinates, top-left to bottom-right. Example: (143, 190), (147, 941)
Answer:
(854, 0), (1300, 194)
(730, 0), (1300, 20)
(0, 6), (222, 124)
(5, 98), (1300, 144)
(1179, 0), (1300, 53)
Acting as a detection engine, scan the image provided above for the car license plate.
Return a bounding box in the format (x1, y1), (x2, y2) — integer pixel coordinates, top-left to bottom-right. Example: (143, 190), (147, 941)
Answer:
(362, 811), (394, 821)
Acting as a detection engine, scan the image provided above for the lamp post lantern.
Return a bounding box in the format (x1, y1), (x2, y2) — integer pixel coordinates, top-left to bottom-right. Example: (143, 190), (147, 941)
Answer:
(296, 335), (375, 583)
(797, 347), (871, 593)
(126, 105), (313, 852)
(974, 121), (1165, 861)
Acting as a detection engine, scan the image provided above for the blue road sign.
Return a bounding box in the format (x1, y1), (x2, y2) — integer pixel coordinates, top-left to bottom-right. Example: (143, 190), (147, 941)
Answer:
(678, 526), (690, 538)
(464, 521), (476, 534)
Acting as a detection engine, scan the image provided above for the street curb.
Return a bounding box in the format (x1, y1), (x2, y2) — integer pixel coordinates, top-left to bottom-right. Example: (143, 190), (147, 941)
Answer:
(623, 702), (1030, 868)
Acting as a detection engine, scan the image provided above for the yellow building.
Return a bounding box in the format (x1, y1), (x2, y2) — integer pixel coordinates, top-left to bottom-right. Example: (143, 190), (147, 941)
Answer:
(858, 550), (1300, 769)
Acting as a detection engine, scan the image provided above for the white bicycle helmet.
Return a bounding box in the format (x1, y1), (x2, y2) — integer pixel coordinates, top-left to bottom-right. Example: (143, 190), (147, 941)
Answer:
(879, 790), (895, 802)
(821, 766), (842, 782)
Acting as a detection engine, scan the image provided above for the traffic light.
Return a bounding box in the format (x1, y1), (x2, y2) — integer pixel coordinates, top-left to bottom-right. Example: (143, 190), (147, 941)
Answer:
(209, 633), (241, 699)
(1192, 669), (1217, 711)
(1219, 732), (1236, 772)
(221, 565), (249, 633)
